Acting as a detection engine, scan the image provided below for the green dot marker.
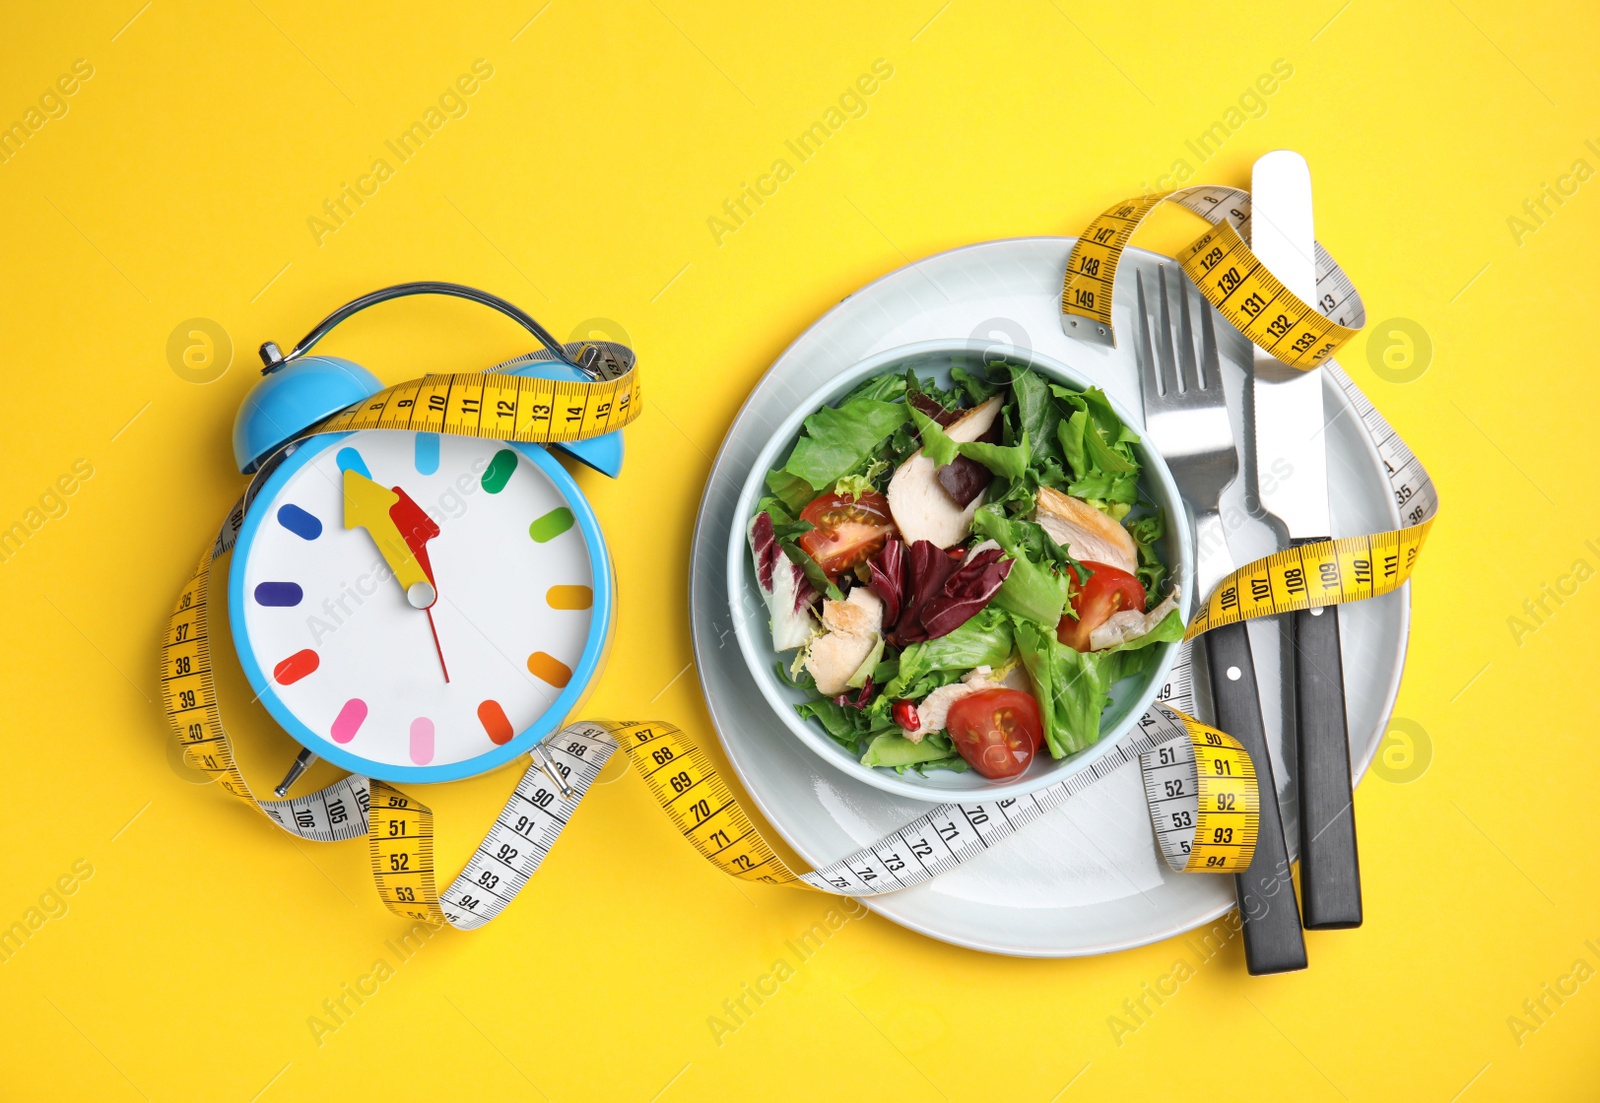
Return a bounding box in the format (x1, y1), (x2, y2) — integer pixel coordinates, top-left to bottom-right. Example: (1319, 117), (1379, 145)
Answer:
(529, 507), (574, 543)
(481, 449), (518, 494)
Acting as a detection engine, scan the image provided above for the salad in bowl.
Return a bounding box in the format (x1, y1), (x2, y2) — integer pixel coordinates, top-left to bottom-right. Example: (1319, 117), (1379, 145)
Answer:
(734, 343), (1189, 796)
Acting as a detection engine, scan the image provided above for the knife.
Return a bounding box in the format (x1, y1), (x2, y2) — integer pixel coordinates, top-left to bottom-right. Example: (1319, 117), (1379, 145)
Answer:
(1250, 151), (1363, 930)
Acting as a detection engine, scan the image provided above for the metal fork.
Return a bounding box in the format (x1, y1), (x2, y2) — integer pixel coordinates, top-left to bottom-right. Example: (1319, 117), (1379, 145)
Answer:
(1134, 265), (1307, 976)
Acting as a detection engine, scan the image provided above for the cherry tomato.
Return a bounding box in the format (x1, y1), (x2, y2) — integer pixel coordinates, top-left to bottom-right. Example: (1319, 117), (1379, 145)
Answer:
(1057, 561), (1146, 652)
(798, 491), (896, 579)
(945, 689), (1042, 779)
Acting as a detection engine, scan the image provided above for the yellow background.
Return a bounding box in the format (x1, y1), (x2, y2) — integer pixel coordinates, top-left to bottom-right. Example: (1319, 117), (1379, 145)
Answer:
(2, 1), (1597, 1099)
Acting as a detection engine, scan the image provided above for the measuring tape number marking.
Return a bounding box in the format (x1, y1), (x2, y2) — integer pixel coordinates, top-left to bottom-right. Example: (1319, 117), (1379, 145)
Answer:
(317, 341), (641, 445)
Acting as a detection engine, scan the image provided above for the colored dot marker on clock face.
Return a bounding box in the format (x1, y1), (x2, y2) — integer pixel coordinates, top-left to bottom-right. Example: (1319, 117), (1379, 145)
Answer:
(409, 717), (435, 764)
(336, 447), (370, 479)
(527, 652), (572, 687)
(331, 698), (368, 744)
(413, 432), (440, 475)
(254, 581), (303, 607)
(481, 448), (518, 494)
(276, 504), (322, 540)
(529, 507), (574, 543)
(273, 649), (319, 685)
(546, 585), (593, 610)
(477, 700), (514, 745)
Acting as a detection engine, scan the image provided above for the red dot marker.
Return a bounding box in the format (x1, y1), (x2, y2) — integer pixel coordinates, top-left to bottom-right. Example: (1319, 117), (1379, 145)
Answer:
(273, 649), (320, 685)
(477, 700), (514, 745)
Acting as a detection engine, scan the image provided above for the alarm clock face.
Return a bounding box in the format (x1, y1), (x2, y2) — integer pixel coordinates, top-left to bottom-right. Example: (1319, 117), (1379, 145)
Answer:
(229, 429), (611, 782)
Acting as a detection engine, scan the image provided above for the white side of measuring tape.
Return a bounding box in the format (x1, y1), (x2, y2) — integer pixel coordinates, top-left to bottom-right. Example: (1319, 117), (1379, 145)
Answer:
(416, 704), (1218, 925)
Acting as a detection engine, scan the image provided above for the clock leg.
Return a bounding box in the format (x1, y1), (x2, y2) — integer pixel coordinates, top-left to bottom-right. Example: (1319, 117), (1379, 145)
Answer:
(273, 747), (318, 797)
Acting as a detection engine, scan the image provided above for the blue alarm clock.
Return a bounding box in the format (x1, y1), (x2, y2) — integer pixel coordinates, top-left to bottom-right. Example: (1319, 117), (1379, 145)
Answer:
(226, 283), (623, 785)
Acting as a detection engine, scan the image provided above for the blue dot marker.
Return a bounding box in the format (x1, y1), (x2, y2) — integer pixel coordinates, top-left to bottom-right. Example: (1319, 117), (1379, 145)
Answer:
(336, 447), (370, 479)
(254, 581), (304, 607)
(414, 432), (440, 475)
(276, 504), (322, 541)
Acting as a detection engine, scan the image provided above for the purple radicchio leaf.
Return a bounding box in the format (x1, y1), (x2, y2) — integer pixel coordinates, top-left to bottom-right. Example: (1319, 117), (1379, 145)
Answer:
(833, 676), (875, 709)
(866, 537), (907, 627)
(918, 547), (1014, 639)
(748, 510), (818, 650)
(749, 510), (778, 591)
(890, 540), (963, 646)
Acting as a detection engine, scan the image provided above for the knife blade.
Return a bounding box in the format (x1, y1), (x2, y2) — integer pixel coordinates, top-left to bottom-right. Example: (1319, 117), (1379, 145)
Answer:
(1250, 150), (1363, 930)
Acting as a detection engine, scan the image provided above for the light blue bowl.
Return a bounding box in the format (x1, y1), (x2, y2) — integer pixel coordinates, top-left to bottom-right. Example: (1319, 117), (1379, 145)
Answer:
(726, 340), (1194, 803)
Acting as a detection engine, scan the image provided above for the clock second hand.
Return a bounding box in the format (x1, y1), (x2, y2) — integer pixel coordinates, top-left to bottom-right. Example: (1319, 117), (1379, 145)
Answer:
(420, 600), (450, 683)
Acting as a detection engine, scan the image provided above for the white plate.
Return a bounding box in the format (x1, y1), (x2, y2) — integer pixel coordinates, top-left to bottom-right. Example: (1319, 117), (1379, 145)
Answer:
(689, 238), (1407, 957)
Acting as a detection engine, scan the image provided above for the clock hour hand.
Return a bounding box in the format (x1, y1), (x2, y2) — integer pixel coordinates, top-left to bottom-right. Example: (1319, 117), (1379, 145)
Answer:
(343, 470), (432, 601)
(343, 469), (450, 680)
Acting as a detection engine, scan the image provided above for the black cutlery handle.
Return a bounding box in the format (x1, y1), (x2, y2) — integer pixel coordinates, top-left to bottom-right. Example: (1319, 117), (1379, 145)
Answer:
(1292, 575), (1363, 929)
(1202, 620), (1307, 974)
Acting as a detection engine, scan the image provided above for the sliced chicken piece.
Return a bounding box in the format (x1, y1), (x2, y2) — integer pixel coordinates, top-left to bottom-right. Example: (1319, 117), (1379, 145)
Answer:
(805, 588), (885, 696)
(910, 682), (968, 743)
(912, 662), (1034, 738)
(1033, 486), (1138, 574)
(887, 396), (1004, 548)
(821, 588), (883, 636)
(1087, 594), (1178, 651)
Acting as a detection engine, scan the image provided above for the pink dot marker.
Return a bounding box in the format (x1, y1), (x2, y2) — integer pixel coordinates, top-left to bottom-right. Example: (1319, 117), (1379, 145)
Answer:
(409, 717), (435, 765)
(331, 698), (368, 744)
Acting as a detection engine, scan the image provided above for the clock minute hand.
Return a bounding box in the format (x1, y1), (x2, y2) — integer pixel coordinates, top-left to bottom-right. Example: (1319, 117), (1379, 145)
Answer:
(388, 487), (451, 684)
(387, 488), (441, 587)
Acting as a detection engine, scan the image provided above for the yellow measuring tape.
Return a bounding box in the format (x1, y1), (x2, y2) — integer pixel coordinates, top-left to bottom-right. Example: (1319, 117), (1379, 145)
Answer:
(1060, 185), (1437, 641)
(364, 713), (1255, 929)
(315, 343), (641, 444)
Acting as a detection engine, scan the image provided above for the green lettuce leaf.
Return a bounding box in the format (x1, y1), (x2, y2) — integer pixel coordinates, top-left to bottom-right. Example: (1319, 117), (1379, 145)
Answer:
(1051, 384), (1142, 506)
(796, 695), (899, 753)
(795, 699), (866, 746)
(832, 460), (889, 499)
(958, 429), (1030, 482)
(1014, 608), (1183, 758)
(847, 372), (911, 404)
(908, 404), (959, 466)
(881, 607), (1014, 700)
(951, 364), (1001, 403)
(782, 397), (910, 490)
(971, 505), (1068, 626)
(1125, 510), (1170, 599)
(1010, 365), (1063, 470)
(764, 468), (817, 515)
